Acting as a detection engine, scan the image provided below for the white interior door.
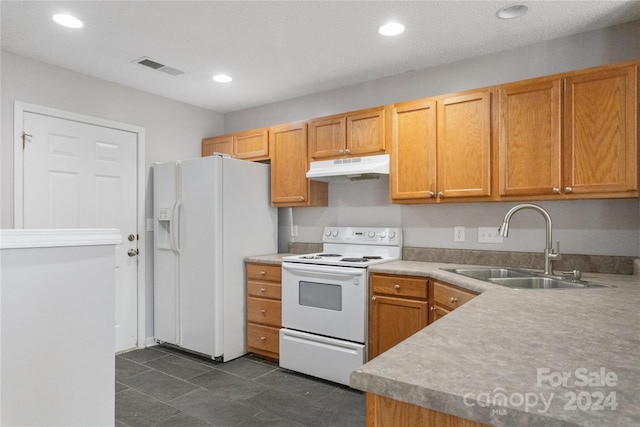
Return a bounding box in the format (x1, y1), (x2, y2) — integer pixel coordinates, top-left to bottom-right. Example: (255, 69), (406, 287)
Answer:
(21, 111), (138, 353)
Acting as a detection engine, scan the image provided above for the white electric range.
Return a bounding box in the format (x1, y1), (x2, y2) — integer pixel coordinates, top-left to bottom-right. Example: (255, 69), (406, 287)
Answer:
(280, 226), (402, 386)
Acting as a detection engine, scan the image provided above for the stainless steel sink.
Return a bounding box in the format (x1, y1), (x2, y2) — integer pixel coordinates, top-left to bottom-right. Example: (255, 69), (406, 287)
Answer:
(442, 267), (608, 289)
(442, 267), (531, 280)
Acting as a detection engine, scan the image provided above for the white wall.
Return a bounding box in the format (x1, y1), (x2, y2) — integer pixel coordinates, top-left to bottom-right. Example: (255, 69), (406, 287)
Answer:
(1, 50), (224, 339)
(227, 21), (640, 258)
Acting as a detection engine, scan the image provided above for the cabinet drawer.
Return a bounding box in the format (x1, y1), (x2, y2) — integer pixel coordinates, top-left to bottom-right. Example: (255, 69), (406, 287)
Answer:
(247, 323), (280, 356)
(371, 274), (428, 299)
(246, 263), (282, 282)
(247, 297), (281, 326)
(433, 281), (476, 310)
(247, 280), (281, 300)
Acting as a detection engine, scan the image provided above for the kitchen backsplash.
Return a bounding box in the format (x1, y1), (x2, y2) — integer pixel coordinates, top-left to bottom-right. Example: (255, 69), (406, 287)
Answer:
(288, 242), (636, 275)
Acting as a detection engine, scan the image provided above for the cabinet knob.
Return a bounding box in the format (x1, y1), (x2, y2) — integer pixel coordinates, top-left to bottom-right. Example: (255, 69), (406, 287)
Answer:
(371, 296), (377, 301)
(345, 149), (351, 154)
(438, 191), (444, 197)
(260, 309), (266, 314)
(299, 196), (306, 201)
(260, 336), (266, 342)
(260, 288), (266, 293)
(394, 284), (400, 290)
(450, 297), (458, 304)
(552, 187), (560, 194)
(260, 271), (266, 276)
(430, 306), (436, 311)
(338, 149), (344, 154)
(565, 186), (573, 193)
(428, 191), (435, 197)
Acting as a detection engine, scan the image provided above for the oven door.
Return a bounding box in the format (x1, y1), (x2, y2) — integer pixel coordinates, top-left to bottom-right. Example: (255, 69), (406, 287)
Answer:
(281, 262), (367, 343)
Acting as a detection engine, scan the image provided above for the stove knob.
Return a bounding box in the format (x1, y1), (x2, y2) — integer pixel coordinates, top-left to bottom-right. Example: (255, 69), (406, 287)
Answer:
(331, 230), (339, 237)
(368, 231), (376, 238)
(379, 232), (387, 238)
(388, 231), (396, 239)
(324, 229), (332, 237)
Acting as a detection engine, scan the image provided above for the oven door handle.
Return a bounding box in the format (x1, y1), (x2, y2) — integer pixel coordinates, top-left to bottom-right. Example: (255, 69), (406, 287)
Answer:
(282, 262), (365, 277)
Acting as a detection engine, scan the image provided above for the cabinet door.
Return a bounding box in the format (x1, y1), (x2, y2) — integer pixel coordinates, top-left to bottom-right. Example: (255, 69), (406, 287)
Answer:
(564, 64), (638, 195)
(437, 91), (492, 199)
(428, 305), (449, 324)
(270, 123), (328, 207)
(390, 99), (437, 202)
(234, 129), (269, 160)
(346, 107), (386, 156)
(369, 295), (427, 359)
(498, 78), (562, 197)
(308, 116), (346, 159)
(202, 135), (233, 157)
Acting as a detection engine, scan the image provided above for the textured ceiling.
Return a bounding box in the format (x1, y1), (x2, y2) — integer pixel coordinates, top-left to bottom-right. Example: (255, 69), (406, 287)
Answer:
(2, 1), (639, 113)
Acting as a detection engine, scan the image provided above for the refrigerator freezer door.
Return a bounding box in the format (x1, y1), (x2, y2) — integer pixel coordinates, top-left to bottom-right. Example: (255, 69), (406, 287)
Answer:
(153, 161), (179, 345)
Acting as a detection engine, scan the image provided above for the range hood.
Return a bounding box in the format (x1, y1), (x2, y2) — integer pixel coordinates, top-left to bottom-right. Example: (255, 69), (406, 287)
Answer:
(306, 154), (390, 182)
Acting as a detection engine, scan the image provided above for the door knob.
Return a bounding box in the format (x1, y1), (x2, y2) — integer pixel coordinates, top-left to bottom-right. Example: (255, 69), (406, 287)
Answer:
(128, 249), (139, 257)
(128, 234), (136, 242)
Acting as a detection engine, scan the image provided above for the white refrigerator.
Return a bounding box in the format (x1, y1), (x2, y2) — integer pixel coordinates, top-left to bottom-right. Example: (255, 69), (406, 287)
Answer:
(153, 155), (278, 361)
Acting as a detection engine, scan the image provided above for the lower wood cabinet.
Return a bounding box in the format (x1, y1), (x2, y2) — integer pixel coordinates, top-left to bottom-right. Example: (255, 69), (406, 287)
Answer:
(429, 280), (477, 323)
(367, 393), (490, 427)
(246, 262), (282, 360)
(369, 273), (428, 360)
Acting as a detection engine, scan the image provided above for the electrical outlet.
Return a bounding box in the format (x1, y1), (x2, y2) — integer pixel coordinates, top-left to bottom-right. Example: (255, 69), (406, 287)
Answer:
(146, 218), (154, 232)
(478, 226), (503, 243)
(454, 226), (465, 242)
(291, 224), (298, 237)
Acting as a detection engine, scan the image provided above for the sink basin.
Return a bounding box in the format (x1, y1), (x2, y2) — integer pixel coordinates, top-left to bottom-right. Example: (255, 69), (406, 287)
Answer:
(442, 267), (531, 280)
(488, 277), (599, 289)
(442, 267), (608, 289)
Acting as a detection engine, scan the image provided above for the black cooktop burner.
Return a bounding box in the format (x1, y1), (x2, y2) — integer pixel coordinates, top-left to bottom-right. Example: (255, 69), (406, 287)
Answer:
(363, 256), (382, 260)
(340, 258), (367, 262)
(317, 253), (342, 257)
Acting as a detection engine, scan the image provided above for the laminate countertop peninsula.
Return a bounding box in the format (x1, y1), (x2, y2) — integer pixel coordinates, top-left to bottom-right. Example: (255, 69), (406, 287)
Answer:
(352, 260), (640, 427)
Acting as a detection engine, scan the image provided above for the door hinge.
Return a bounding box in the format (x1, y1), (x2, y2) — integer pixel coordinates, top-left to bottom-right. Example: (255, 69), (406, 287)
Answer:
(22, 132), (33, 150)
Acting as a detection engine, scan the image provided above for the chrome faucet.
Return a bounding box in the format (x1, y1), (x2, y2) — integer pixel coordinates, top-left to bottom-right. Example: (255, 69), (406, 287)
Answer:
(498, 203), (561, 275)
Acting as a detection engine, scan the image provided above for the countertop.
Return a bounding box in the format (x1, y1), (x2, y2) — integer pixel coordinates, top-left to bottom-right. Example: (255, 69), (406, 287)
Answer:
(353, 261), (640, 427)
(244, 254), (639, 426)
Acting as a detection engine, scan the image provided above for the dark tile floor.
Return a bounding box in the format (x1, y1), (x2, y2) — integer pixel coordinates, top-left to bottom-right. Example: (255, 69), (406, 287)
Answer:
(116, 345), (366, 426)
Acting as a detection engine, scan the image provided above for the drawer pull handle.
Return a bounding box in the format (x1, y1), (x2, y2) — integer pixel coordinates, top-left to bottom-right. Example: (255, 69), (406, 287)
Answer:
(394, 284), (400, 290)
(450, 297), (458, 304)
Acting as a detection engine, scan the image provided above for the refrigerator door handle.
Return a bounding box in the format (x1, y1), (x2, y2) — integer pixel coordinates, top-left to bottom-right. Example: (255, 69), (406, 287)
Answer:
(170, 199), (182, 255)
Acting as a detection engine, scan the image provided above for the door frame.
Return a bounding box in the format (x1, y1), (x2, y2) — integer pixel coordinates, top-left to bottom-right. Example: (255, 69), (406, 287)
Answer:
(13, 101), (146, 350)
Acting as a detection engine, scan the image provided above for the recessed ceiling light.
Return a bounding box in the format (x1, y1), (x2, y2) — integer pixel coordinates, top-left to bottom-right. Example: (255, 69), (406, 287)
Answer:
(52, 13), (83, 29)
(378, 22), (405, 36)
(212, 74), (232, 83)
(496, 4), (528, 19)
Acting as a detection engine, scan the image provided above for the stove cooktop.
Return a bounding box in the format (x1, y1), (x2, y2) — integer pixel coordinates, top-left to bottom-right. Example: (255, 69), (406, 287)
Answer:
(283, 252), (398, 267)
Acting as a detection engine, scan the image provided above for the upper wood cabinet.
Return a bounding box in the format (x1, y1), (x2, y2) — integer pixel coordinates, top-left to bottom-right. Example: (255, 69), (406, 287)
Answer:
(270, 122), (328, 207)
(564, 63), (638, 197)
(437, 90), (493, 200)
(498, 61), (638, 199)
(390, 90), (493, 203)
(202, 128), (269, 161)
(498, 77), (563, 197)
(202, 134), (234, 157)
(309, 106), (387, 160)
(390, 99), (437, 202)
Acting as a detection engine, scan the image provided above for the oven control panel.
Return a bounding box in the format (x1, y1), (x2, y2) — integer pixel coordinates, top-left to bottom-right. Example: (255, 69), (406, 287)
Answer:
(322, 227), (402, 246)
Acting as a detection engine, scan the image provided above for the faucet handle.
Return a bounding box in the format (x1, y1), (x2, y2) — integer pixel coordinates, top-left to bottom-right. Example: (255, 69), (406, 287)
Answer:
(549, 240), (561, 261)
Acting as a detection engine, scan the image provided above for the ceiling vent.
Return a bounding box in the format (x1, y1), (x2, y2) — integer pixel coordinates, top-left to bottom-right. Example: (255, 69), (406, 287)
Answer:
(133, 57), (184, 76)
